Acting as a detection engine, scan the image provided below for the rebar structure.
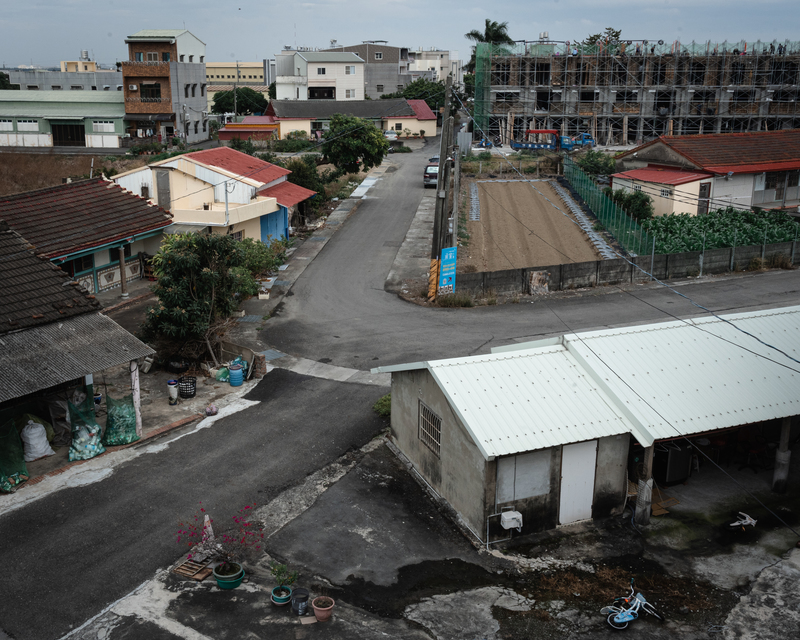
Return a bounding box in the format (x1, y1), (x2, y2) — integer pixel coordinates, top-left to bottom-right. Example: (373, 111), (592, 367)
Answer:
(474, 39), (800, 145)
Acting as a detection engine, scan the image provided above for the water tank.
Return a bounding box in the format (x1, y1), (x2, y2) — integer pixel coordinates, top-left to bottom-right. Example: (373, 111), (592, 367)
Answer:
(80, 50), (89, 61)
(500, 511), (523, 530)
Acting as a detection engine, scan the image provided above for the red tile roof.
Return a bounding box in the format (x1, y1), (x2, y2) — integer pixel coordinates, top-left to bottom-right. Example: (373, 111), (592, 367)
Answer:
(241, 115), (278, 124)
(0, 178), (173, 259)
(406, 99), (437, 121)
(611, 168), (713, 186)
(620, 129), (800, 174)
(184, 147), (289, 185)
(261, 181), (317, 208)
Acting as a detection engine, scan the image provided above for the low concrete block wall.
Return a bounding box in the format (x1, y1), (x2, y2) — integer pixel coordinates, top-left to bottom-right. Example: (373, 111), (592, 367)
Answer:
(455, 241), (797, 296)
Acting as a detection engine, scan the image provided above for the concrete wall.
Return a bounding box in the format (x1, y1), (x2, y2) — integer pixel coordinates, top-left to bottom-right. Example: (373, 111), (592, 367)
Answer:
(391, 369), (489, 536)
(8, 69), (122, 91)
(457, 241), (798, 296)
(170, 63), (209, 144)
(279, 120), (312, 139)
(593, 435), (629, 518)
(710, 174), (754, 209)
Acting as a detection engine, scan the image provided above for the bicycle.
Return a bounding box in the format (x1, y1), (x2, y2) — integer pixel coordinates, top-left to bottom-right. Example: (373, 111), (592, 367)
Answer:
(600, 578), (664, 630)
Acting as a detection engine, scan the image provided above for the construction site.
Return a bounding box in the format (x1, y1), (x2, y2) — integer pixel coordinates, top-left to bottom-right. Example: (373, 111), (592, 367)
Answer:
(474, 39), (800, 145)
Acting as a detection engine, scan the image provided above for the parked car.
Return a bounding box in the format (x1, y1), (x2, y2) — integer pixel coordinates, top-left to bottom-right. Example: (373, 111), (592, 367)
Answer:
(384, 130), (398, 141)
(423, 163), (439, 188)
(429, 155), (440, 164)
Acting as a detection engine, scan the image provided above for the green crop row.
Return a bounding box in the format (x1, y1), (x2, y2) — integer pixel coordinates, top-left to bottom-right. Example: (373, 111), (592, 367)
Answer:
(642, 207), (800, 254)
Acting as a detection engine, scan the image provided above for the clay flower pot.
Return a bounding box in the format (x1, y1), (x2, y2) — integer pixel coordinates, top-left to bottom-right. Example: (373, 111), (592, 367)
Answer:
(312, 596), (335, 622)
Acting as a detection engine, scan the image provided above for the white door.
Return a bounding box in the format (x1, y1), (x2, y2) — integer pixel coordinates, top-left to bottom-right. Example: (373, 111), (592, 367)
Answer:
(559, 440), (597, 525)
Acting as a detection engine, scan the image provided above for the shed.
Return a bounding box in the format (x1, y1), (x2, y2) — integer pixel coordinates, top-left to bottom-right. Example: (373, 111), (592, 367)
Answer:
(374, 306), (800, 543)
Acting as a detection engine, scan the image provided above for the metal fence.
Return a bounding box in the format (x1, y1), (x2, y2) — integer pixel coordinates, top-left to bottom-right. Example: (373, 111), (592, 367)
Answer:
(563, 157), (653, 256)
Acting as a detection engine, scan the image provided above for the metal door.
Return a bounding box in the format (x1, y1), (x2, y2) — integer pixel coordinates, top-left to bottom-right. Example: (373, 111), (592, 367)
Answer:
(697, 182), (710, 215)
(559, 440), (597, 525)
(156, 170), (171, 209)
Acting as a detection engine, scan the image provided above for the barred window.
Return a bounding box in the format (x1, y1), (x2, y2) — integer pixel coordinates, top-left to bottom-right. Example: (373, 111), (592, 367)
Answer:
(418, 401), (441, 457)
(660, 187), (673, 198)
(633, 184), (642, 192)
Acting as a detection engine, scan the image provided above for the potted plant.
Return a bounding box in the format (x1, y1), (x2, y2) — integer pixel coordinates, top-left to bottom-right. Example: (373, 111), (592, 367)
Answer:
(420, 129), (426, 140)
(403, 128), (412, 139)
(312, 596), (335, 622)
(177, 503), (264, 590)
(270, 562), (298, 605)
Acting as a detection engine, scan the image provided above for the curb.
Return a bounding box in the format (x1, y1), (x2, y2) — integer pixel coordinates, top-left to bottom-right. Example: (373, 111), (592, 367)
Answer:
(24, 413), (203, 487)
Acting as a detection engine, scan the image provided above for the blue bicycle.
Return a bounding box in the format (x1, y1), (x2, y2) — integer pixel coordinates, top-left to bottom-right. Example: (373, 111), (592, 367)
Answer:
(600, 578), (664, 630)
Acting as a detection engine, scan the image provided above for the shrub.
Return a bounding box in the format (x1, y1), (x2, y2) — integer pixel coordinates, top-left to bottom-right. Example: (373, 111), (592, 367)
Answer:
(477, 151), (492, 161)
(437, 292), (474, 307)
(373, 394), (391, 418)
(576, 149), (615, 175)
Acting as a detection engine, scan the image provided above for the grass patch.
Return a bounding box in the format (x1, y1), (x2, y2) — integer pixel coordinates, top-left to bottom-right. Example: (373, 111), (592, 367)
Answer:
(437, 292), (474, 307)
(373, 394), (391, 418)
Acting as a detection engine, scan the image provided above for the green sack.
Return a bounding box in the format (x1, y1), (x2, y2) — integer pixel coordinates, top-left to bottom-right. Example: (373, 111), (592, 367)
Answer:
(215, 367), (230, 382)
(0, 421), (29, 493)
(103, 394), (140, 446)
(68, 401), (106, 462)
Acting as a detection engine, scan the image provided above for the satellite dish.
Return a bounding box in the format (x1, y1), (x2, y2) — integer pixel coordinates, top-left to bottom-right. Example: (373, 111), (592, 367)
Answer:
(658, 40), (664, 45)
(643, 40), (648, 45)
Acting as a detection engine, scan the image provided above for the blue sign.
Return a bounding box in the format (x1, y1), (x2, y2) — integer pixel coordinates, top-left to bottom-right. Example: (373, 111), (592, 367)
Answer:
(438, 247), (457, 295)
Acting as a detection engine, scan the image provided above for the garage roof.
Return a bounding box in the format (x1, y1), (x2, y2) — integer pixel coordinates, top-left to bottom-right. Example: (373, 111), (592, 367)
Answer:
(375, 306), (800, 460)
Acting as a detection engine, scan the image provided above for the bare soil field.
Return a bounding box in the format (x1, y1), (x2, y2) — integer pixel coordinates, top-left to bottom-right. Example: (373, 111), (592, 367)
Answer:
(0, 153), (147, 196)
(459, 179), (599, 273)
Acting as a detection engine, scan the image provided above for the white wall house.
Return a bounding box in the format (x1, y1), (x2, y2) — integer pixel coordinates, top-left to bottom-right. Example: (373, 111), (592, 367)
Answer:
(275, 51), (364, 101)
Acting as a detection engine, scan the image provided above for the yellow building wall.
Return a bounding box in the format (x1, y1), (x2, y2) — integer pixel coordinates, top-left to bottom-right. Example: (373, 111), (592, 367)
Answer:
(209, 217), (261, 241)
(159, 167), (215, 210)
(279, 120), (312, 139)
(613, 177), (706, 217)
(383, 118), (435, 137)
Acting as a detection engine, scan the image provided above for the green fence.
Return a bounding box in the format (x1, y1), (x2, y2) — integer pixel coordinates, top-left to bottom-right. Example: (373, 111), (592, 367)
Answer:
(563, 157), (653, 256)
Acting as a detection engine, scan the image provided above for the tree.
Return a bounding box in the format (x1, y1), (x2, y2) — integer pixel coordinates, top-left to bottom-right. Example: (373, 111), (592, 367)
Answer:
(577, 149), (616, 175)
(462, 73), (475, 101)
(268, 82), (276, 100)
(321, 114), (388, 174)
(582, 27), (622, 47)
(0, 72), (19, 90)
(400, 77), (447, 111)
(284, 155), (323, 194)
(211, 87), (267, 115)
(604, 187), (655, 222)
(140, 233), (251, 361)
(464, 19), (516, 73)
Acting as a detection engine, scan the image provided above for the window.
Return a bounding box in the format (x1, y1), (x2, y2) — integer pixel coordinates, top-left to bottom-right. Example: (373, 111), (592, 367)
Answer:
(345, 65), (355, 75)
(633, 184), (642, 192)
(83, 65), (88, 71)
(397, 84), (403, 91)
(135, 52), (144, 62)
(202, 120), (207, 132)
(51, 85), (62, 90)
(146, 52), (158, 61)
(17, 120), (38, 131)
(0, 120), (12, 131)
(180, 54), (185, 62)
(70, 85), (83, 90)
(26, 85), (39, 90)
(200, 84), (206, 96)
(376, 84), (384, 92)
(317, 67), (326, 75)
(64, 254), (94, 276)
(230, 230), (244, 241)
(141, 83), (161, 100)
(92, 121), (115, 133)
(189, 55), (194, 62)
(194, 121), (199, 134)
(185, 84), (190, 98)
(162, 52), (170, 62)
(660, 188), (673, 198)
(395, 123), (402, 131)
(141, 185), (149, 199)
(191, 84), (196, 97)
(345, 89), (355, 98)
(116, 245), (132, 262)
(200, 56), (204, 63)
(91, 85), (97, 90)
(375, 52), (383, 60)
(418, 401), (441, 457)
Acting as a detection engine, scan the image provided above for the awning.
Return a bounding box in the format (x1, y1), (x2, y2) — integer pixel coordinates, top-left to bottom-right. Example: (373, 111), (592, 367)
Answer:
(164, 223), (208, 234)
(0, 313), (155, 403)
(125, 114), (174, 122)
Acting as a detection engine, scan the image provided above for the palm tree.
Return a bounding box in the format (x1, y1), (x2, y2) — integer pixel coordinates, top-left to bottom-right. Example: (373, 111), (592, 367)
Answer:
(464, 19), (515, 72)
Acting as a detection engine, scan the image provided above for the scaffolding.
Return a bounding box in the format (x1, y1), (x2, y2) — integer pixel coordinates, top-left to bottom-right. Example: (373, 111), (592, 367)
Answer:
(474, 39), (800, 145)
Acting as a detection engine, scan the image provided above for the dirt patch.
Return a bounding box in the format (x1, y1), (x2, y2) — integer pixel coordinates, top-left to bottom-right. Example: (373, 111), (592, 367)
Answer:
(0, 153), (147, 196)
(459, 180), (599, 273)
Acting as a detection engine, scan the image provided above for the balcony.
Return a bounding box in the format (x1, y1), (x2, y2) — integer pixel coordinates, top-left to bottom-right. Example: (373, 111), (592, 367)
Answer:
(125, 97), (169, 103)
(122, 61), (169, 68)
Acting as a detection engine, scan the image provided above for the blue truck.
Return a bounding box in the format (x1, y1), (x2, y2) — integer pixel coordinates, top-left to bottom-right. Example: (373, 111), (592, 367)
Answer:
(509, 130), (595, 152)
(560, 133), (596, 151)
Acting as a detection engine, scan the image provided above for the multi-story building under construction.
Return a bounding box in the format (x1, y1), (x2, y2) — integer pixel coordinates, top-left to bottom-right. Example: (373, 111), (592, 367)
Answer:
(474, 39), (800, 145)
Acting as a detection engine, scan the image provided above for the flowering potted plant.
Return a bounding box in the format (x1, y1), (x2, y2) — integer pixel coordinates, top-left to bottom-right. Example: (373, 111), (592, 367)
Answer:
(177, 503), (264, 590)
(270, 562), (298, 605)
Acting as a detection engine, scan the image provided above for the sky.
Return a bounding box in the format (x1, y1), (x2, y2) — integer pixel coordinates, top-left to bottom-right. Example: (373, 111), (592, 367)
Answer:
(2, 0), (798, 68)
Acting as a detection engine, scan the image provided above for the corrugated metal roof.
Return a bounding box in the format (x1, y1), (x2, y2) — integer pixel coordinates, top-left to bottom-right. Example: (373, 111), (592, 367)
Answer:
(0, 313), (154, 403)
(375, 305), (800, 459)
(563, 306), (800, 444)
(261, 181), (317, 208)
(0, 90), (124, 118)
(612, 168), (712, 186)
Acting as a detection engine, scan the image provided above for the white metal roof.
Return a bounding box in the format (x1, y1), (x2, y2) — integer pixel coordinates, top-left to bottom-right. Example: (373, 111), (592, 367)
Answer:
(374, 305), (800, 460)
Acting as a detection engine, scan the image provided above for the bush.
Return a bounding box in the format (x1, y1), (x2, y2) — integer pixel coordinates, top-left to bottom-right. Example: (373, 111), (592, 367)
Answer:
(373, 394), (391, 418)
(239, 237), (287, 277)
(437, 292), (474, 307)
(393, 146), (413, 153)
(603, 187), (654, 222)
(477, 151), (492, 161)
(576, 149), (615, 175)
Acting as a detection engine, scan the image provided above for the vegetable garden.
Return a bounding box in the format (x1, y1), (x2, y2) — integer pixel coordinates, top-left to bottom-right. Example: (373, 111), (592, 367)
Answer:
(642, 207), (800, 255)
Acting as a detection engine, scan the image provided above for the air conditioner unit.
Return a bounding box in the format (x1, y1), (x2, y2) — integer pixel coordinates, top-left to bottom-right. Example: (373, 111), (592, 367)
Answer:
(202, 110), (207, 117)
(128, 84), (138, 91)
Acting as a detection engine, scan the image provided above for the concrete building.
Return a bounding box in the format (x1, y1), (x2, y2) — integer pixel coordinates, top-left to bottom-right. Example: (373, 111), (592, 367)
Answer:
(320, 42), (416, 99)
(6, 68), (122, 92)
(114, 147), (315, 241)
(410, 47), (462, 85)
(275, 50), (365, 101)
(205, 61), (269, 85)
(474, 38), (800, 146)
(374, 306), (800, 543)
(121, 29), (209, 144)
(0, 91), (126, 148)
(614, 129), (800, 213)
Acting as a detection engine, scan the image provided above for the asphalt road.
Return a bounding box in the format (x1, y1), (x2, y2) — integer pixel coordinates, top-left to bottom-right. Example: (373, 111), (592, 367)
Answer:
(262, 149), (800, 369)
(0, 370), (386, 640)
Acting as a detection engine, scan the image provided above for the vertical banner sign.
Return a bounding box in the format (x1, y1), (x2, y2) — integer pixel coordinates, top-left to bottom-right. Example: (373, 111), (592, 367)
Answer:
(438, 247), (457, 295)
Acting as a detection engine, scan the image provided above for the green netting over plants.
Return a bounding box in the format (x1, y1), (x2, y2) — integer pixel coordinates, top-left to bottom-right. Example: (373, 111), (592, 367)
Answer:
(68, 400), (106, 462)
(0, 421), (29, 493)
(102, 394), (140, 446)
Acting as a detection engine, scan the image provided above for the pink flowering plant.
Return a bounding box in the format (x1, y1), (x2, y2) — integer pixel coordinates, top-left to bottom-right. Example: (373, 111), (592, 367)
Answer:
(177, 502), (265, 576)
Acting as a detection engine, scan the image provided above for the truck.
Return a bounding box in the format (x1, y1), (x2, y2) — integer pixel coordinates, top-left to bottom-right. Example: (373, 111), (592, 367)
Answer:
(559, 133), (595, 151)
(509, 130), (595, 152)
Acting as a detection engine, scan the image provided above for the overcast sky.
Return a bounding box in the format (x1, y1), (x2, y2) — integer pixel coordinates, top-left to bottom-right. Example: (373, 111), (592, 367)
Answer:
(2, 0), (797, 68)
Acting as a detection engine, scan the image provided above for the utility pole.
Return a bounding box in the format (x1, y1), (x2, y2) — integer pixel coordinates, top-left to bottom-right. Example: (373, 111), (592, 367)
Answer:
(234, 60), (239, 118)
(428, 75), (453, 300)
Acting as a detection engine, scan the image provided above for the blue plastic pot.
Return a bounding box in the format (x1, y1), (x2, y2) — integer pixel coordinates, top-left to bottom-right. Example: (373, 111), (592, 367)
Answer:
(213, 563), (245, 589)
(229, 364), (243, 387)
(272, 585), (293, 604)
